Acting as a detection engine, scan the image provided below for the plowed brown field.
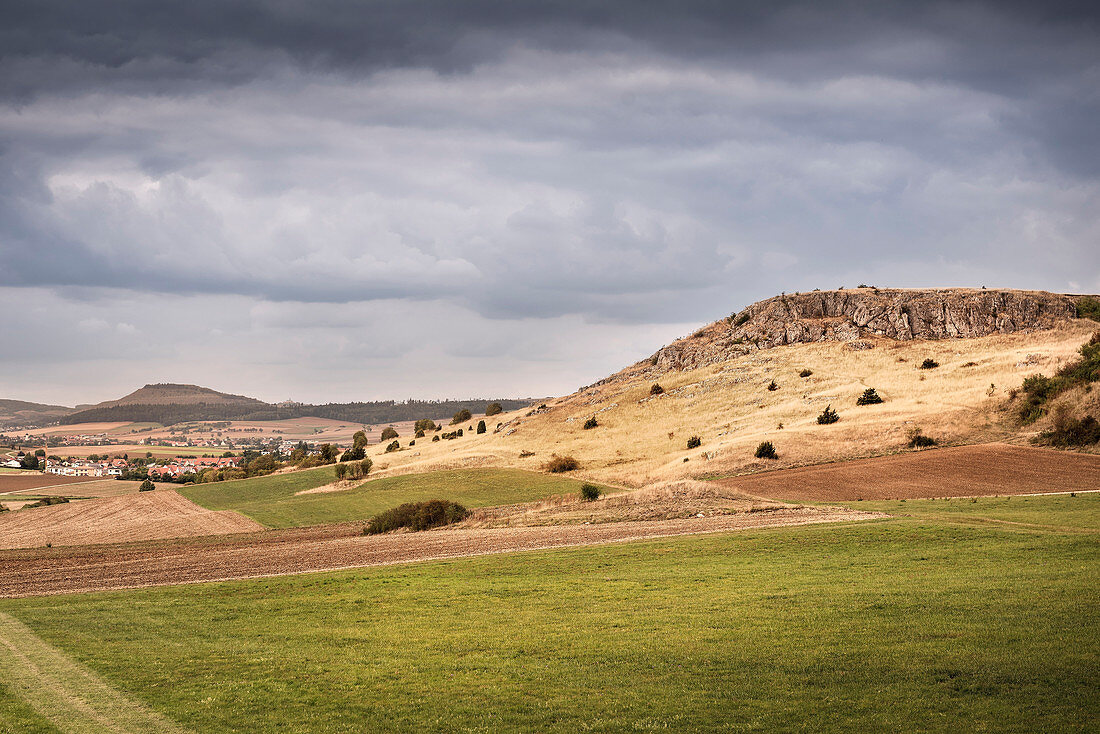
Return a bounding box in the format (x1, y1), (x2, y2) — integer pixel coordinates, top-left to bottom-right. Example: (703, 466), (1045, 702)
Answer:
(0, 507), (878, 597)
(0, 490), (263, 549)
(720, 443), (1100, 502)
(0, 473), (111, 493)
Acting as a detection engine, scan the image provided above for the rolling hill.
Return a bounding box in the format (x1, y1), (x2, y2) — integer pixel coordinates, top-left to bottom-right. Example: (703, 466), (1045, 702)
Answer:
(352, 288), (1100, 487)
(0, 399), (75, 428)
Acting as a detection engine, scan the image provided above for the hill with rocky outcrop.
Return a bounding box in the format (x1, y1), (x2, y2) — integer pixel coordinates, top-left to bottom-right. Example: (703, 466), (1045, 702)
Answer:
(637, 288), (1090, 376)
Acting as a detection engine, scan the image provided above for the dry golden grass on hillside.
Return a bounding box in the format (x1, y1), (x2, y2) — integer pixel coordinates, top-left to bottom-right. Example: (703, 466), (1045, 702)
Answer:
(364, 320), (1097, 487)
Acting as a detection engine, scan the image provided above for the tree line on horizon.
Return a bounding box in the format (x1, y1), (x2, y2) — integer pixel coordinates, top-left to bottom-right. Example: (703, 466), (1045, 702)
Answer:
(58, 398), (532, 427)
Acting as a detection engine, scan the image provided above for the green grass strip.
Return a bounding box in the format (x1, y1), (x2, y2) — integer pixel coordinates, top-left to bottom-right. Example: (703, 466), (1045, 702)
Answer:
(0, 613), (188, 733)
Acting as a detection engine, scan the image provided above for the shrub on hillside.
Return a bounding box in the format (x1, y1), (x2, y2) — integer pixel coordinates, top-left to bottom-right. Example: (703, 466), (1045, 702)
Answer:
(476, 420), (487, 434)
(734, 312), (751, 327)
(856, 388), (884, 406)
(906, 427), (937, 448)
(767, 380), (779, 391)
(340, 446), (365, 462)
(345, 458), (373, 480)
(583, 417), (598, 429)
(920, 358), (939, 370)
(364, 500), (469, 535)
(414, 418), (438, 434)
(385, 440), (401, 453)
(1038, 414), (1100, 447)
(799, 369), (813, 378)
(139, 479), (155, 492)
(432, 435), (440, 442)
(1077, 296), (1100, 322)
(451, 408), (472, 425)
(25, 497), (68, 509)
(335, 463), (349, 480)
(545, 455), (579, 473)
(686, 435), (702, 449)
(755, 441), (778, 459)
(380, 426), (399, 441)
(580, 483), (602, 501)
(414, 429), (425, 438)
(485, 402), (503, 416)
(650, 383), (664, 395)
(817, 405), (840, 424)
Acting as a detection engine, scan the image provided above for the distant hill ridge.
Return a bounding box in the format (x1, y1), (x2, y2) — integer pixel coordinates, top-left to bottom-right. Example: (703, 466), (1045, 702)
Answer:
(95, 383), (267, 408)
(640, 287), (1093, 375)
(61, 385), (532, 427)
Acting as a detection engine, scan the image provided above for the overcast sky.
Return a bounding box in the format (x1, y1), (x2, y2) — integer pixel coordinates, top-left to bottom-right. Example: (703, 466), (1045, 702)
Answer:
(2, 0), (1098, 406)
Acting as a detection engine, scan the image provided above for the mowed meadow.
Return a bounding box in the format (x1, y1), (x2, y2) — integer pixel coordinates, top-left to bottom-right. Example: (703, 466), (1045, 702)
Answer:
(179, 467), (618, 528)
(0, 494), (1096, 732)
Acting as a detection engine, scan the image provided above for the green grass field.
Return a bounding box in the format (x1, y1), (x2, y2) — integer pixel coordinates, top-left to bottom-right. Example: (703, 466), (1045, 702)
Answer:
(1, 494), (1096, 732)
(179, 467), (612, 528)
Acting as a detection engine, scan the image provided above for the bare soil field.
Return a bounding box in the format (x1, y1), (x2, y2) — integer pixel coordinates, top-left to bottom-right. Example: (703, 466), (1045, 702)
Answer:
(719, 443), (1100, 502)
(0, 490), (263, 549)
(0, 506), (878, 597)
(0, 473), (114, 493)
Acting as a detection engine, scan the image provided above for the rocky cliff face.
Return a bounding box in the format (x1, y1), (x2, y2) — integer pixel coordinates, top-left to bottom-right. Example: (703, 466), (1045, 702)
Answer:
(646, 288), (1085, 373)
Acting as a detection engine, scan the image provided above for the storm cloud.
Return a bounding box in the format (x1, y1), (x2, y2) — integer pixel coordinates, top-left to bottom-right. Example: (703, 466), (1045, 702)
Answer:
(1, 1), (1098, 404)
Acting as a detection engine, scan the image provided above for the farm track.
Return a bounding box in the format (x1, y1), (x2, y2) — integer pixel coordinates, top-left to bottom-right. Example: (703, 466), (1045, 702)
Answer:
(0, 508), (877, 597)
(721, 443), (1100, 502)
(0, 612), (188, 733)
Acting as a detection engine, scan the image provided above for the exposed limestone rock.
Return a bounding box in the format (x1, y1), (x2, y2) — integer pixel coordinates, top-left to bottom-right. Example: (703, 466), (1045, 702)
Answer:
(643, 288), (1085, 373)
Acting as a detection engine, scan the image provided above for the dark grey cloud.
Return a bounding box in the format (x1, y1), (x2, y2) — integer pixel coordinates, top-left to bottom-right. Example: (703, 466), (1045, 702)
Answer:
(1, 0), (1098, 403)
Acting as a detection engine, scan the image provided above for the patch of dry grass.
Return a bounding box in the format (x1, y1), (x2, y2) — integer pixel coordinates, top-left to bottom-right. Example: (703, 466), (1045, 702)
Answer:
(360, 321), (1097, 486)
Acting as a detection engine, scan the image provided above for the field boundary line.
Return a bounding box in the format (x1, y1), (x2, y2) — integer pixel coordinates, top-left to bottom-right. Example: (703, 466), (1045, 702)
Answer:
(0, 612), (189, 733)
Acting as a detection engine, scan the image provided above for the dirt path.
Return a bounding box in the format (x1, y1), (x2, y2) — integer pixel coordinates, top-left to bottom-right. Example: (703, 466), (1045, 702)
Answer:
(0, 612), (189, 733)
(719, 443), (1100, 502)
(0, 507), (879, 597)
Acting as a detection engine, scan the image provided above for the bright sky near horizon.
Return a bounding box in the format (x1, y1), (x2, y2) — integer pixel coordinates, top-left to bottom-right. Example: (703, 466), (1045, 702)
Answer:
(2, 1), (1098, 406)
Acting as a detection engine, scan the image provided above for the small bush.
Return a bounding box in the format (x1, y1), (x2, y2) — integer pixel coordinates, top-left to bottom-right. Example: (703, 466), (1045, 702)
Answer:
(340, 446), (365, 462)
(583, 417), (598, 429)
(485, 402), (503, 416)
(139, 479), (155, 492)
(476, 420), (487, 434)
(856, 387), (884, 405)
(380, 426), (399, 441)
(817, 405), (839, 424)
(734, 312), (751, 327)
(414, 418), (439, 434)
(767, 380), (778, 391)
(432, 435), (440, 442)
(451, 408), (472, 425)
(920, 358), (939, 370)
(415, 429), (425, 438)
(457, 429), (464, 437)
(335, 463), (349, 480)
(545, 455), (580, 473)
(385, 440), (401, 453)
(906, 427), (937, 448)
(799, 369), (813, 378)
(1038, 414), (1100, 447)
(686, 435), (702, 449)
(364, 500), (469, 535)
(519, 450), (535, 458)
(408, 440), (415, 446)
(755, 441), (778, 459)
(1076, 296), (1100, 322)
(25, 497), (69, 509)
(650, 383), (664, 395)
(580, 483), (601, 501)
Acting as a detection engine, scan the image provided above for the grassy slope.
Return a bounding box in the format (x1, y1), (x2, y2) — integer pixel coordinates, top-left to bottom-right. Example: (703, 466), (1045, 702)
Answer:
(352, 322), (1099, 488)
(2, 494), (1096, 732)
(180, 466), (610, 528)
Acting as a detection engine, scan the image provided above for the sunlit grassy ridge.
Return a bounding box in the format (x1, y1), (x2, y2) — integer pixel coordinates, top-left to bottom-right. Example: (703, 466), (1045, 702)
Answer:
(179, 467), (611, 528)
(2, 494), (1096, 731)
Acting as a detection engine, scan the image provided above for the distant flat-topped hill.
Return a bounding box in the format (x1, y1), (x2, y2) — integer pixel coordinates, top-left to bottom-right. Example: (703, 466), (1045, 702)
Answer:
(57, 383), (532, 428)
(94, 383), (268, 409)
